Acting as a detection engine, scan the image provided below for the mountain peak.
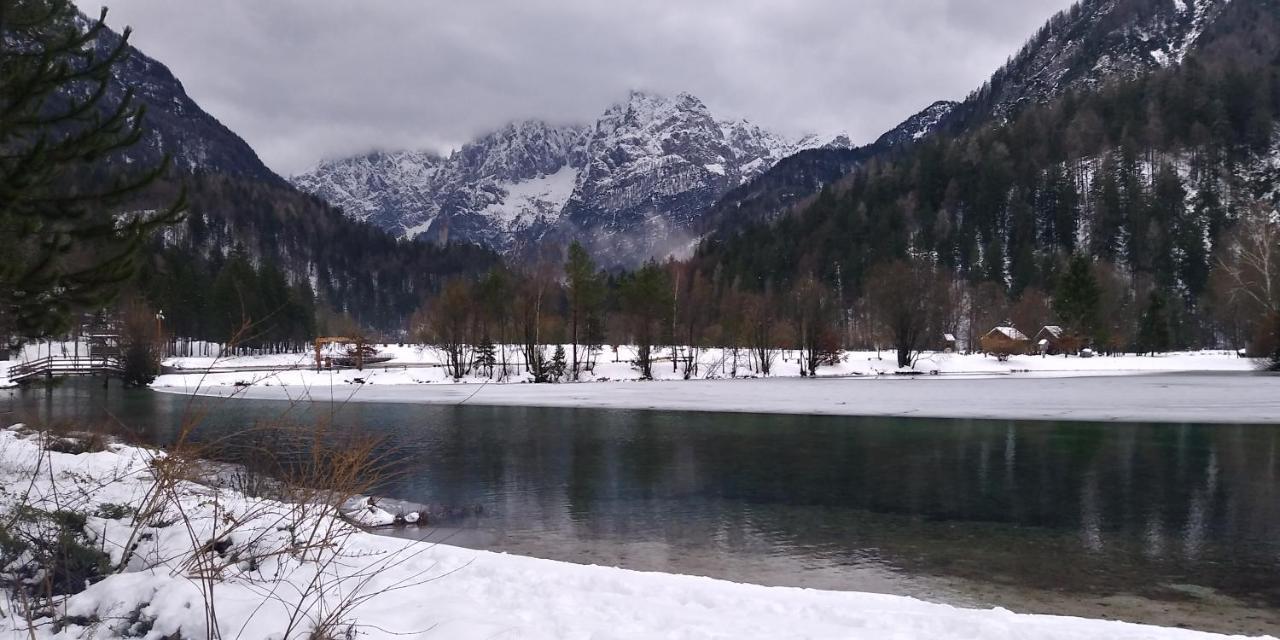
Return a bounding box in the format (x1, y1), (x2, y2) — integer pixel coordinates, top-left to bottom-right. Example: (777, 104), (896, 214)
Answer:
(293, 89), (843, 264)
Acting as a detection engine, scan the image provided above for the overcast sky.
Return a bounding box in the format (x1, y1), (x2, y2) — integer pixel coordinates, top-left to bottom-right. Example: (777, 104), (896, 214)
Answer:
(77, 1), (1072, 176)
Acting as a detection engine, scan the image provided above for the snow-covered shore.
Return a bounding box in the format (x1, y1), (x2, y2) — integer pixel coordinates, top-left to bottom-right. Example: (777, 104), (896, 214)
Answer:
(150, 347), (1276, 423)
(155, 346), (1255, 388)
(0, 427), (1271, 640)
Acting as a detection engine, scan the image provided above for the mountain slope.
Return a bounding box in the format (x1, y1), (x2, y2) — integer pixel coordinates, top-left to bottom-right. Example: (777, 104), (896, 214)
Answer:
(698, 0), (1236, 245)
(952, 0), (1232, 126)
(695, 0), (1279, 350)
(92, 25), (280, 184)
(293, 91), (849, 265)
(697, 100), (961, 238)
(874, 101), (960, 148)
(82, 15), (496, 332)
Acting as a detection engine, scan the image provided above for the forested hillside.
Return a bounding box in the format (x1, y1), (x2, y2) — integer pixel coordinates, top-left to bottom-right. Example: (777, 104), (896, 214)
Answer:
(692, 0), (1280, 354)
(133, 176), (497, 346)
(80, 14), (500, 342)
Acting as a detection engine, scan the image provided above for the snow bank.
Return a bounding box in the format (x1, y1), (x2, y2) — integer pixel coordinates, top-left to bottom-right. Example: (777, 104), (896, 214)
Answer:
(0, 427), (1269, 640)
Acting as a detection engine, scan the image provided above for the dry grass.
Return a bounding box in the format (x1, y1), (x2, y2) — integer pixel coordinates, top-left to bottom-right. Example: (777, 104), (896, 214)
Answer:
(1, 320), (434, 639)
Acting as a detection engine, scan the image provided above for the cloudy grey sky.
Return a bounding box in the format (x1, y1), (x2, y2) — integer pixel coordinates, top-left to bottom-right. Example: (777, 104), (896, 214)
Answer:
(77, 1), (1072, 176)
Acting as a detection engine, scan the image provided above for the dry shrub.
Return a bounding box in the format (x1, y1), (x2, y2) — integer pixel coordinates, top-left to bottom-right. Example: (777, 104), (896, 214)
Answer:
(980, 333), (1029, 362)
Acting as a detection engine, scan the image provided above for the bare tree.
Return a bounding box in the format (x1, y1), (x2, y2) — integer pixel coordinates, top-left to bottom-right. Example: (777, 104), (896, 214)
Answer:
(675, 268), (713, 379)
(413, 278), (476, 380)
(965, 281), (1008, 353)
(1215, 203), (1279, 355)
(742, 290), (779, 376)
(514, 266), (556, 382)
(791, 275), (839, 377)
(865, 258), (949, 369)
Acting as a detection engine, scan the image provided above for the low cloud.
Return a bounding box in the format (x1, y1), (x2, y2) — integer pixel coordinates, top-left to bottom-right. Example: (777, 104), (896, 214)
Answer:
(79, 0), (1071, 175)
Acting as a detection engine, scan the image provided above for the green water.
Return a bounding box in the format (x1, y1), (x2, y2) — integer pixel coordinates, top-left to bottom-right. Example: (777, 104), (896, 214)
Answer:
(4, 379), (1278, 632)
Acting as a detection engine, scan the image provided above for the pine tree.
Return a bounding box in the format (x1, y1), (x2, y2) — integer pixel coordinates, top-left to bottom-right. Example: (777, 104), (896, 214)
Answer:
(548, 344), (567, 382)
(0, 1), (184, 344)
(208, 252), (259, 348)
(1136, 291), (1172, 355)
(475, 336), (497, 379)
(1053, 255), (1102, 346)
(620, 262), (672, 380)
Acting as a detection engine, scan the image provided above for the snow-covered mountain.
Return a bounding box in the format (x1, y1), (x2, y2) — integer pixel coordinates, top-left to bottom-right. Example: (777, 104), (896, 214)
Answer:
(292, 91), (849, 263)
(89, 20), (278, 184)
(874, 101), (959, 147)
(962, 0), (1232, 122)
(293, 121), (589, 249)
(702, 0), (1237, 244)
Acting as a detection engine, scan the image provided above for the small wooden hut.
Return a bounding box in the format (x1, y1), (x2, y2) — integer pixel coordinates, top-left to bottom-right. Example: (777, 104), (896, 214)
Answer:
(1034, 325), (1065, 355)
(942, 333), (958, 353)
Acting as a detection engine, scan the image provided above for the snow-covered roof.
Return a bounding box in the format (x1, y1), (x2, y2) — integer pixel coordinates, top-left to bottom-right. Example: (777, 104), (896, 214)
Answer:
(986, 326), (1029, 341)
(943, 333), (956, 342)
(1038, 325), (1064, 339)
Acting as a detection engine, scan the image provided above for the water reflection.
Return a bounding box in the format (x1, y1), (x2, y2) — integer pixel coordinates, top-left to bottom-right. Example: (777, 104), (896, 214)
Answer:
(5, 382), (1280, 612)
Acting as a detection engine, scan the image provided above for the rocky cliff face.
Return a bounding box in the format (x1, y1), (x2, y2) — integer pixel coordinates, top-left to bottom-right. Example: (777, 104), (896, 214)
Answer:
(293, 91), (848, 264)
(557, 92), (842, 262)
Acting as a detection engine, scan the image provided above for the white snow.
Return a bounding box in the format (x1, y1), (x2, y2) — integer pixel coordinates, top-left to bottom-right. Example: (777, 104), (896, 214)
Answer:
(401, 219), (435, 240)
(148, 347), (1271, 423)
(0, 428), (1270, 640)
(989, 326), (1031, 341)
(481, 165), (579, 227)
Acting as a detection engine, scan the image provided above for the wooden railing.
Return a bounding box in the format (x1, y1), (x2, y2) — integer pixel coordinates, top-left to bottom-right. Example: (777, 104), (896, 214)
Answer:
(7, 356), (123, 384)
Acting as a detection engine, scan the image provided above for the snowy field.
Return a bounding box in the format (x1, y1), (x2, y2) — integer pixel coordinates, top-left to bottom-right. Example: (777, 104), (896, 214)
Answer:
(0, 427), (1271, 640)
(148, 346), (1276, 423)
(155, 345), (1256, 387)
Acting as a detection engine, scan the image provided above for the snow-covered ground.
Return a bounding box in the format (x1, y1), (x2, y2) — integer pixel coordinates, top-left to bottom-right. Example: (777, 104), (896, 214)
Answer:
(155, 344), (1255, 386)
(150, 346), (1275, 423)
(0, 427), (1270, 640)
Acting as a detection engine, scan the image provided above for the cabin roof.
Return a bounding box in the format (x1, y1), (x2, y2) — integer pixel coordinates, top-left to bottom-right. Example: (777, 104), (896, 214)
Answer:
(1037, 325), (1064, 339)
(986, 326), (1029, 341)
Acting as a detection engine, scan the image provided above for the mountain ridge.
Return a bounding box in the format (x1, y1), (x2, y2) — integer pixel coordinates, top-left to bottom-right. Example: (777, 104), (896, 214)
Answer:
(699, 0), (1238, 246)
(292, 91), (853, 265)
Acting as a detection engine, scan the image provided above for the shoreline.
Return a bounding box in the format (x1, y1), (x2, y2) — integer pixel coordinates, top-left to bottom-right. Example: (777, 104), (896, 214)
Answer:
(153, 372), (1280, 424)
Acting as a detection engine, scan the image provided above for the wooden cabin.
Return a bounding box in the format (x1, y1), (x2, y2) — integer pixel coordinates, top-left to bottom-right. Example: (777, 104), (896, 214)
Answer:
(1034, 325), (1065, 355)
(979, 326), (1030, 361)
(942, 333), (958, 353)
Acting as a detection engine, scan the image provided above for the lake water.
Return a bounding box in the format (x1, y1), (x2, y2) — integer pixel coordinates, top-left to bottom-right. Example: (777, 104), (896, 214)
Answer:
(4, 379), (1279, 634)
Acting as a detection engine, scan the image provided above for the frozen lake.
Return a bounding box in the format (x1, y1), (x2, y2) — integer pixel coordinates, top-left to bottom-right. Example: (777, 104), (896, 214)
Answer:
(161, 371), (1280, 424)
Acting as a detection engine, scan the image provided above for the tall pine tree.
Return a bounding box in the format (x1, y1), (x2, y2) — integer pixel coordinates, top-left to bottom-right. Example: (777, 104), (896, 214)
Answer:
(0, 1), (183, 345)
